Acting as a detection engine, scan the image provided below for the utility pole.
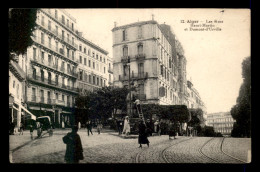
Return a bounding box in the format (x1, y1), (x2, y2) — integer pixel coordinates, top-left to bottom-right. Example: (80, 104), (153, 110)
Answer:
(128, 56), (131, 118)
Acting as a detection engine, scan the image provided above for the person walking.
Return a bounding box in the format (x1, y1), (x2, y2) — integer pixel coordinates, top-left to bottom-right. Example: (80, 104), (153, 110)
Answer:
(96, 120), (103, 134)
(138, 120), (150, 148)
(154, 120), (161, 136)
(36, 122), (42, 138)
(19, 122), (24, 135)
(86, 121), (93, 136)
(168, 120), (176, 140)
(122, 116), (130, 136)
(63, 125), (84, 163)
(29, 124), (34, 140)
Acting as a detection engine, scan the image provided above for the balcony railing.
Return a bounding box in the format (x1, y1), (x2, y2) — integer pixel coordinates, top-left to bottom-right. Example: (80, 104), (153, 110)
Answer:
(27, 74), (78, 93)
(121, 56), (130, 63)
(119, 72), (148, 81)
(135, 53), (146, 60)
(40, 9), (77, 37)
(37, 19), (78, 49)
(32, 36), (77, 64)
(31, 57), (77, 78)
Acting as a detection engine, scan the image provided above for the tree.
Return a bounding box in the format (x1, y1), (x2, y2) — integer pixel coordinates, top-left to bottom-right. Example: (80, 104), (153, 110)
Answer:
(9, 8), (38, 62)
(230, 57), (251, 137)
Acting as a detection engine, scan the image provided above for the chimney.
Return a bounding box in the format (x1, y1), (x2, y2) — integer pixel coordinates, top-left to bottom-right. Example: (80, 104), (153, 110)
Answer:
(114, 22), (117, 27)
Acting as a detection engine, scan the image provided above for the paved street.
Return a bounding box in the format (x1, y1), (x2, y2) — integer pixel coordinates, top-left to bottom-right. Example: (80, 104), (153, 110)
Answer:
(9, 128), (251, 164)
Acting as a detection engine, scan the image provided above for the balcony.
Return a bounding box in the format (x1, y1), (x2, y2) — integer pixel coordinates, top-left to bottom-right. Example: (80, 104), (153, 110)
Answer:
(121, 56), (130, 63)
(32, 36), (77, 65)
(135, 54), (146, 61)
(31, 57), (77, 79)
(27, 74), (78, 94)
(40, 9), (77, 37)
(119, 72), (148, 81)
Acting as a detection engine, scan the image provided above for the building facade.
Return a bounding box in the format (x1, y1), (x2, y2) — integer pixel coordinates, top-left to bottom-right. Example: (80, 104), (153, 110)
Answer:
(112, 20), (183, 107)
(207, 112), (235, 136)
(76, 33), (109, 94)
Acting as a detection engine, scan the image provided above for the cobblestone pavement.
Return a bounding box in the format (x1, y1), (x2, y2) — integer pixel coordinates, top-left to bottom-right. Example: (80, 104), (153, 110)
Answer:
(10, 128), (251, 164)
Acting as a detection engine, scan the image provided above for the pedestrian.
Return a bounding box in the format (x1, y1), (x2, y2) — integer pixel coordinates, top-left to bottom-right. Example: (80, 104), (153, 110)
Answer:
(96, 120), (103, 134)
(145, 119), (153, 137)
(122, 116), (130, 136)
(154, 120), (161, 136)
(29, 124), (34, 140)
(86, 121), (93, 136)
(63, 125), (84, 163)
(10, 122), (15, 135)
(19, 122), (24, 135)
(138, 120), (150, 148)
(168, 120), (176, 140)
(36, 121), (42, 138)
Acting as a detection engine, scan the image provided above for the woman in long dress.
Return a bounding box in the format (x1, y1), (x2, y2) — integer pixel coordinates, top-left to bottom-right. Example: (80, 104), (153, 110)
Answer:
(138, 120), (149, 148)
(122, 116), (130, 136)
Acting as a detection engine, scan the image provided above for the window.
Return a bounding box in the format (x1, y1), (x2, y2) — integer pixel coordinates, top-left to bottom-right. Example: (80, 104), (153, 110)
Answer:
(56, 93), (58, 100)
(33, 68), (36, 79)
(67, 64), (70, 74)
(104, 57), (106, 63)
(55, 10), (58, 19)
(48, 72), (51, 83)
(48, 54), (52, 64)
(123, 65), (128, 76)
(41, 33), (44, 44)
(55, 75), (58, 85)
(88, 60), (91, 67)
(80, 56), (82, 63)
(41, 16), (44, 26)
(101, 79), (103, 86)
(138, 26), (142, 38)
(93, 62), (95, 69)
(89, 75), (91, 83)
(93, 76), (96, 84)
(62, 30), (64, 40)
(67, 48), (69, 58)
(96, 54), (98, 60)
(160, 65), (163, 76)
(41, 52), (44, 62)
(33, 48), (36, 60)
(84, 48), (86, 53)
(84, 58), (86, 65)
(67, 34), (70, 43)
(79, 71), (83, 80)
(67, 19), (69, 27)
(32, 88), (36, 101)
(122, 29), (127, 41)
(138, 63), (144, 77)
(41, 70), (44, 82)
(97, 77), (99, 86)
(104, 67), (106, 73)
(17, 84), (19, 98)
(62, 95), (64, 101)
(92, 52), (95, 58)
(48, 37), (51, 48)
(48, 20), (51, 30)
(72, 51), (74, 60)
(100, 56), (102, 62)
(123, 46), (128, 57)
(72, 23), (74, 31)
(62, 77), (65, 86)
(88, 49), (90, 55)
(79, 45), (82, 51)
(138, 44), (143, 55)
(62, 15), (65, 24)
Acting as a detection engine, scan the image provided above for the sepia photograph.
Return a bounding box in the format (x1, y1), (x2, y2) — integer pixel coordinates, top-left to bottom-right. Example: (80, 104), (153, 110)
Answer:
(8, 8), (251, 164)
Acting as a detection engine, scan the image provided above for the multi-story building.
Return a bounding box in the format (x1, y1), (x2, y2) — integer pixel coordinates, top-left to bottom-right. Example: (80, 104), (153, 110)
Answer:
(9, 54), (36, 131)
(107, 56), (114, 86)
(76, 32), (109, 94)
(25, 9), (79, 128)
(207, 112), (235, 136)
(187, 80), (207, 119)
(112, 20), (188, 109)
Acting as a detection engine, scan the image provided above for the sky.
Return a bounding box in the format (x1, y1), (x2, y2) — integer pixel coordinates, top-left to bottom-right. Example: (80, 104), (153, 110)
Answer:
(65, 8), (250, 114)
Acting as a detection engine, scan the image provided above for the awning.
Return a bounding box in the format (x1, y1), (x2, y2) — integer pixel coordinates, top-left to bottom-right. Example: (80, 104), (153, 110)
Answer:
(21, 105), (36, 120)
